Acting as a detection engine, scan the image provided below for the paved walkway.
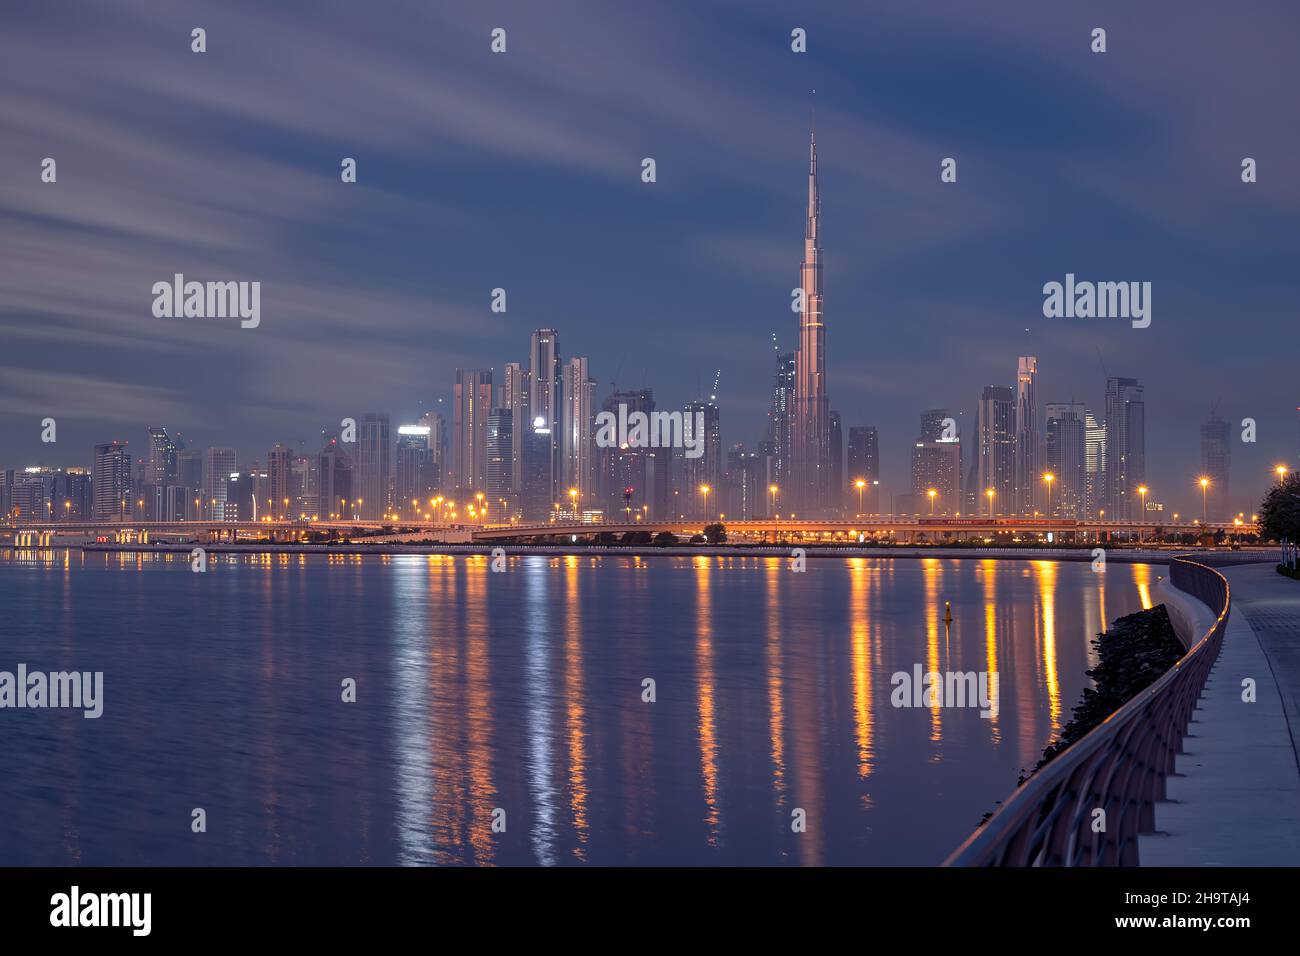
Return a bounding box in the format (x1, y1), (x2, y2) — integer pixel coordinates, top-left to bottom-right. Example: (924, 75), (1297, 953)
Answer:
(1139, 564), (1300, 865)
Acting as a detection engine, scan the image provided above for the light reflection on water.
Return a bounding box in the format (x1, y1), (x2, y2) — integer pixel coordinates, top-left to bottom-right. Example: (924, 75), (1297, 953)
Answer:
(0, 549), (1159, 865)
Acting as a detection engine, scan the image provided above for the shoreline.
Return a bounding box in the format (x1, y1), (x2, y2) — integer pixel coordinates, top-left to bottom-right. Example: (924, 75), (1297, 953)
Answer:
(36, 542), (1276, 563)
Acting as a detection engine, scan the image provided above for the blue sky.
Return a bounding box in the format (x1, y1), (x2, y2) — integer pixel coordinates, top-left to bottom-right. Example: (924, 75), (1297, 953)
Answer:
(2, 0), (1297, 515)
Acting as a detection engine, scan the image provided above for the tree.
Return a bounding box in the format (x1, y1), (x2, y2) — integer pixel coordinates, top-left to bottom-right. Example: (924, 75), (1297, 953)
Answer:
(702, 522), (727, 544)
(1258, 473), (1300, 542)
(652, 531), (677, 547)
(594, 531), (619, 545)
(622, 530), (652, 545)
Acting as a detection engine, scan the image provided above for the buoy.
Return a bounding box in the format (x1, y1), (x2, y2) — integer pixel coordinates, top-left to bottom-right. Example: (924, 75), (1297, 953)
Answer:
(944, 601), (953, 625)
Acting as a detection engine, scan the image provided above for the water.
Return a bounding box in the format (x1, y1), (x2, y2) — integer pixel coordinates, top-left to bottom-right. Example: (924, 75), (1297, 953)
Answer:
(0, 549), (1158, 865)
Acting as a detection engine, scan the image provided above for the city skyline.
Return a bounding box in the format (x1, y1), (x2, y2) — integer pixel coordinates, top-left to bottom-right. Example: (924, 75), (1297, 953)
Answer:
(3, 2), (1297, 517)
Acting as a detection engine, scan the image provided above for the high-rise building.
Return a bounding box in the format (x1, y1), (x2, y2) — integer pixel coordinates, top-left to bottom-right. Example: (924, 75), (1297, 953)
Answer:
(530, 330), (561, 503)
(1105, 377), (1145, 519)
(682, 399), (722, 518)
(1085, 411), (1107, 518)
(598, 389), (670, 520)
(768, 348), (796, 494)
(267, 443), (291, 519)
(1200, 416), (1230, 521)
(417, 410), (448, 493)
(355, 414), (390, 521)
(503, 362), (528, 499)
(1045, 403), (1087, 518)
(486, 409), (515, 520)
(911, 410), (961, 514)
(454, 369), (493, 497)
(829, 410), (843, 515)
(203, 448), (236, 520)
(977, 386), (1015, 515)
(1015, 357), (1039, 514)
(395, 425), (434, 519)
(846, 425), (880, 514)
(562, 356), (596, 502)
(521, 414), (553, 522)
(791, 129), (831, 515)
(317, 438), (353, 520)
(92, 441), (132, 519)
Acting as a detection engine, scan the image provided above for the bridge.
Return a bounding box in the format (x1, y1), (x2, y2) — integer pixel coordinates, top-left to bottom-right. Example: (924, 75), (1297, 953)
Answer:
(1, 515), (1246, 547)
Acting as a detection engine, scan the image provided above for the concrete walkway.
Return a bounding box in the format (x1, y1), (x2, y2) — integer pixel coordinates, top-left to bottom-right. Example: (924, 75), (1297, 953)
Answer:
(1139, 565), (1300, 865)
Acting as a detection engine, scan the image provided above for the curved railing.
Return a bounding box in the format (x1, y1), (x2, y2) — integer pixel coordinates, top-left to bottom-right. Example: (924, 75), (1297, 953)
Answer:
(944, 556), (1230, 866)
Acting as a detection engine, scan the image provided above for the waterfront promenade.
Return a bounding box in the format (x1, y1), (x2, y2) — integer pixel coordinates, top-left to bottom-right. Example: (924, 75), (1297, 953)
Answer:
(1141, 562), (1300, 865)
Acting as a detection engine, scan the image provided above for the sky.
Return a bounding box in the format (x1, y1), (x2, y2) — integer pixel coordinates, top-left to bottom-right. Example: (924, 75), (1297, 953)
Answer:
(2, 0), (1298, 516)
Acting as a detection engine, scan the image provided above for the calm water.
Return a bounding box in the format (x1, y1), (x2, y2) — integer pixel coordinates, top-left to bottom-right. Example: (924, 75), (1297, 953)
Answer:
(0, 549), (1159, 866)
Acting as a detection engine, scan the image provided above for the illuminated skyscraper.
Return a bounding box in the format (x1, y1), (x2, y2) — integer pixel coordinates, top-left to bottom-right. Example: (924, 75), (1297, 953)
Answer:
(562, 356), (596, 501)
(1045, 403), (1086, 518)
(1015, 357), (1039, 514)
(454, 369), (493, 496)
(356, 414), (390, 520)
(977, 386), (1015, 515)
(530, 329), (561, 502)
(267, 443), (291, 519)
(1105, 377), (1145, 519)
(791, 129), (830, 515)
(92, 440), (132, 519)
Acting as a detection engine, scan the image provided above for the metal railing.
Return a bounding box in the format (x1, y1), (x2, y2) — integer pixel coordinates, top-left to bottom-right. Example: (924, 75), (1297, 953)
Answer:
(944, 556), (1230, 866)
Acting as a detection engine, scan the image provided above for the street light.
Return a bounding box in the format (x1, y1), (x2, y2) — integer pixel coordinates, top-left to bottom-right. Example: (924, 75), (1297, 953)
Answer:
(699, 484), (711, 518)
(1198, 477), (1209, 524)
(855, 478), (866, 516)
(769, 484), (778, 517)
(1277, 465), (1289, 484)
(927, 488), (937, 516)
(1137, 485), (1148, 544)
(986, 487), (995, 516)
(1042, 472), (1055, 516)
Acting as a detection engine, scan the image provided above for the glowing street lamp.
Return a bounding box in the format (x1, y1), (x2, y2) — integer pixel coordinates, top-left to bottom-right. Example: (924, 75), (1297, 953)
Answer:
(1198, 477), (1209, 524)
(985, 487), (995, 516)
(699, 484), (711, 518)
(1042, 472), (1055, 516)
(854, 478), (866, 516)
(1277, 465), (1289, 484)
(769, 484), (779, 517)
(1136, 485), (1148, 543)
(927, 488), (937, 515)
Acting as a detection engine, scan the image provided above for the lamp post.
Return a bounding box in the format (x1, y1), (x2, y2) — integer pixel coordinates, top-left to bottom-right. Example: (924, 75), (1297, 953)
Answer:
(1137, 485), (1148, 544)
(1277, 465), (1289, 484)
(1042, 472), (1055, 517)
(769, 484), (778, 517)
(986, 487), (995, 517)
(699, 484), (710, 520)
(927, 488), (937, 516)
(1199, 477), (1210, 525)
(855, 479), (865, 516)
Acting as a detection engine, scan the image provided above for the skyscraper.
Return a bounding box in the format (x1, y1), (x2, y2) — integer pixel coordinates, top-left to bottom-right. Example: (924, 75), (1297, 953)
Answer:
(791, 130), (831, 515)
(1105, 377), (1145, 519)
(682, 399), (721, 518)
(911, 410), (961, 514)
(1015, 357), (1039, 515)
(486, 409), (514, 519)
(829, 410), (843, 515)
(977, 386), (1015, 515)
(768, 348), (796, 495)
(92, 441), (132, 519)
(454, 369), (493, 497)
(267, 443), (291, 519)
(1045, 403), (1087, 518)
(503, 362), (528, 503)
(356, 414), (390, 521)
(1085, 410), (1107, 517)
(529, 329), (561, 503)
(203, 447), (236, 520)
(395, 425), (433, 518)
(1200, 416), (1230, 521)
(562, 356), (596, 502)
(846, 425), (880, 514)
(417, 409), (447, 493)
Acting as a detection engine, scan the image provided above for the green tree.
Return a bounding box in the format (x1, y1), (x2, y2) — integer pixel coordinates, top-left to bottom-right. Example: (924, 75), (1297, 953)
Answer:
(652, 531), (677, 546)
(702, 522), (727, 544)
(1258, 473), (1300, 542)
